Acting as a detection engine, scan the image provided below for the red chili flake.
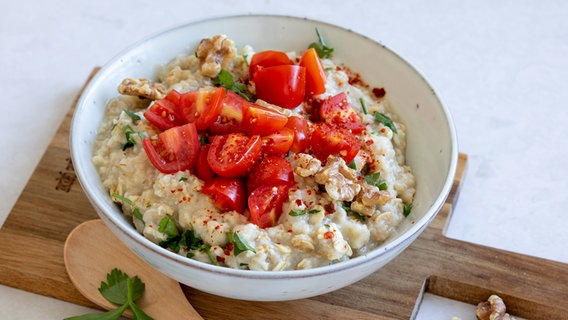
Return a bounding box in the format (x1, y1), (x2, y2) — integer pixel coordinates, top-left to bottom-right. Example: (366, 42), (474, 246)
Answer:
(372, 87), (386, 98)
(216, 256), (225, 263)
(365, 139), (374, 146)
(307, 190), (313, 195)
(224, 243), (234, 256)
(214, 225), (220, 230)
(288, 229), (293, 233)
(295, 199), (303, 206)
(323, 203), (335, 215)
(380, 128), (386, 133)
(324, 231), (334, 239)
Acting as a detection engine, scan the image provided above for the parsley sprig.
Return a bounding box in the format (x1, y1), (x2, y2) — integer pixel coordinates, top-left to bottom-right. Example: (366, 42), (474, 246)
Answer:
(309, 28), (334, 59)
(213, 69), (251, 101)
(64, 268), (153, 320)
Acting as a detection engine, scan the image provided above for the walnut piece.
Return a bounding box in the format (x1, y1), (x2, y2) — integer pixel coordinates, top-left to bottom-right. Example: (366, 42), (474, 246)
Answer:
(195, 34), (236, 78)
(476, 295), (516, 320)
(315, 156), (361, 201)
(350, 182), (391, 217)
(294, 153), (322, 177)
(117, 78), (166, 100)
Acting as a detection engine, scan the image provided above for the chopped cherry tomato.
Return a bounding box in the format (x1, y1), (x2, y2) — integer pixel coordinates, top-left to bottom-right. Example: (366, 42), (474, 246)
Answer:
(284, 116), (310, 153)
(248, 184), (289, 228)
(209, 91), (246, 135)
(207, 133), (263, 177)
(142, 123), (199, 174)
(164, 89), (182, 105)
(144, 97), (186, 130)
(319, 92), (366, 134)
(178, 87), (226, 131)
(261, 127), (294, 156)
(247, 156), (294, 193)
(249, 50), (293, 79)
(201, 177), (246, 213)
(194, 144), (215, 181)
(299, 48), (327, 96)
(242, 103), (288, 135)
(310, 123), (361, 164)
(254, 65), (306, 109)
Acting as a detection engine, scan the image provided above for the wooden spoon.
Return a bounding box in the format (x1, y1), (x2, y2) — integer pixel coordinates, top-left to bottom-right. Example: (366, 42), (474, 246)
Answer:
(64, 219), (203, 319)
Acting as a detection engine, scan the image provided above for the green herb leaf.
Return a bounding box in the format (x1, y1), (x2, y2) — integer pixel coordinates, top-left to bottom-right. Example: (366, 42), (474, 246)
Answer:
(121, 125), (137, 151)
(111, 193), (134, 206)
(213, 69), (251, 101)
(66, 268), (153, 320)
(359, 98), (368, 115)
(98, 268), (131, 305)
(64, 304), (128, 320)
(352, 212), (366, 223)
(309, 28), (334, 59)
(364, 172), (388, 190)
(132, 208), (144, 223)
(123, 109), (141, 121)
(289, 209), (307, 216)
(158, 216), (179, 239)
(403, 203), (413, 217)
(373, 111), (397, 134)
(227, 231), (256, 256)
(347, 160), (357, 170)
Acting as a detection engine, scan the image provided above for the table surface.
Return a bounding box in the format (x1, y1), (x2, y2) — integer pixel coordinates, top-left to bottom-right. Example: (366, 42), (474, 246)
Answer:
(1, 1), (566, 319)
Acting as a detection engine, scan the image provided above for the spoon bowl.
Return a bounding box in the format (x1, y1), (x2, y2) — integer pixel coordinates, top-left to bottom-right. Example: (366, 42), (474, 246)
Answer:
(64, 219), (203, 319)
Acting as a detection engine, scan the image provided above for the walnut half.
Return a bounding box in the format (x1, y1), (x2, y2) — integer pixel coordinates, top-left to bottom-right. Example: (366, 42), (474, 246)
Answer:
(315, 156), (361, 201)
(476, 295), (516, 320)
(195, 34), (236, 78)
(117, 78), (166, 100)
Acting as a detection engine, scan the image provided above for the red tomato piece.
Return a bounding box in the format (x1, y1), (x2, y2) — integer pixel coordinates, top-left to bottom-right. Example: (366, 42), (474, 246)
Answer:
(178, 87), (226, 131)
(194, 144), (215, 181)
(261, 127), (295, 156)
(164, 89), (182, 105)
(242, 103), (288, 135)
(249, 50), (294, 79)
(253, 65), (306, 109)
(246, 156), (295, 193)
(143, 97), (186, 131)
(201, 177), (246, 213)
(142, 123), (199, 174)
(207, 133), (263, 178)
(284, 116), (310, 153)
(310, 123), (361, 164)
(299, 48), (327, 96)
(248, 184), (290, 228)
(319, 92), (366, 134)
(208, 91), (246, 135)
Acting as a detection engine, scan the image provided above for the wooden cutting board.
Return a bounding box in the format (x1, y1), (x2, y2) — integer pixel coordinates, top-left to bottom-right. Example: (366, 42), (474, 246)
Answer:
(1, 68), (566, 319)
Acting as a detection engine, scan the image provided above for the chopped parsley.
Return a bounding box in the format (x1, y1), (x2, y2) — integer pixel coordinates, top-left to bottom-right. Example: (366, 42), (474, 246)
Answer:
(373, 111), (397, 134)
(359, 98), (368, 115)
(364, 172), (388, 190)
(64, 268), (153, 320)
(121, 125), (137, 151)
(309, 28), (334, 59)
(179, 177), (188, 182)
(403, 203), (413, 217)
(227, 231), (256, 256)
(123, 108), (141, 121)
(288, 208), (320, 216)
(112, 193), (144, 224)
(213, 69), (251, 101)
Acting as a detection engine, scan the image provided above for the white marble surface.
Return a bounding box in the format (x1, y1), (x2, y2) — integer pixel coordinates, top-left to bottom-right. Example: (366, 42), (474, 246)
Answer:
(1, 1), (567, 318)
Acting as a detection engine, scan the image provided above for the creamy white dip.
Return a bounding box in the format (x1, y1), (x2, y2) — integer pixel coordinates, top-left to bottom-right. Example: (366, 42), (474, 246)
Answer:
(92, 35), (415, 271)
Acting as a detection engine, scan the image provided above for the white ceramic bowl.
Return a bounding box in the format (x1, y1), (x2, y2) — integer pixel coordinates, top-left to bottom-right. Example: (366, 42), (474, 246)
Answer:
(70, 15), (458, 301)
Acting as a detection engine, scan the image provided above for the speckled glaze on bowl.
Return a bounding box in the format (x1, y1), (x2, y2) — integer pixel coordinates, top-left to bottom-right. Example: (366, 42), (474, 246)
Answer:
(70, 14), (458, 301)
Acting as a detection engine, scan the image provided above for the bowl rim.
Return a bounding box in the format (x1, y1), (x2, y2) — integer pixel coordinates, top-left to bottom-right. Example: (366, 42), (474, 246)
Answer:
(71, 13), (459, 280)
